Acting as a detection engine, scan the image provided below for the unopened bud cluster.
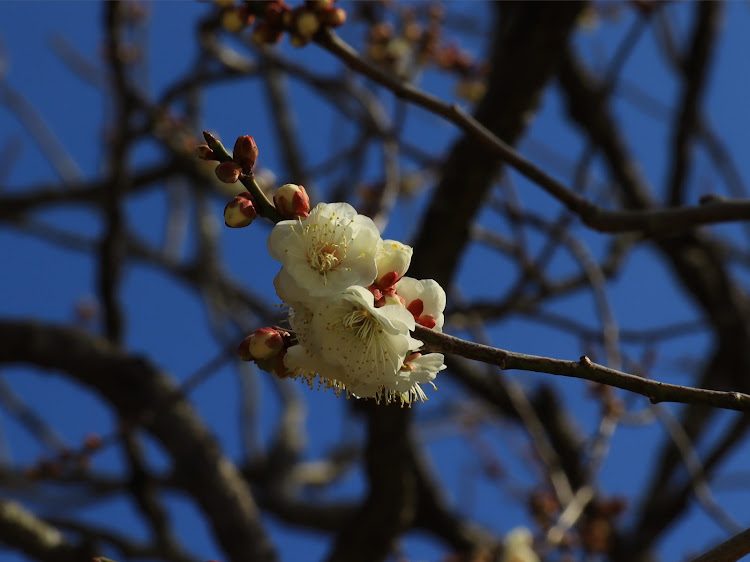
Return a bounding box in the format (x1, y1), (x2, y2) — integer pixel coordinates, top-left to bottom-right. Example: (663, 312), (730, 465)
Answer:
(213, 133), (311, 227)
(198, 134), (259, 187)
(365, 7), (440, 79)
(214, 0), (346, 47)
(363, 4), (487, 101)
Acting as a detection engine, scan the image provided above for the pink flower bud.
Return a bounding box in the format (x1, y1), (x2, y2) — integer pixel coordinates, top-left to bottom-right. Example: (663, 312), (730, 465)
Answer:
(233, 135), (258, 173)
(224, 192), (257, 228)
(273, 183), (310, 219)
(238, 327), (290, 363)
(215, 161), (243, 183)
(195, 144), (217, 160)
(247, 327), (284, 359)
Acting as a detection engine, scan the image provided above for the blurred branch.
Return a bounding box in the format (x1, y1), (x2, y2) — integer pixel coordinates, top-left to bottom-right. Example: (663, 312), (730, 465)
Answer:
(315, 27), (750, 236)
(46, 516), (196, 562)
(0, 319), (277, 562)
(262, 57), (312, 192)
(122, 430), (193, 562)
(328, 5), (588, 561)
(654, 405), (743, 534)
(0, 373), (67, 453)
(0, 498), (94, 562)
(477, 201), (622, 368)
(691, 527), (750, 562)
(0, 81), (82, 186)
(666, 2), (722, 206)
(4, 2), (750, 561)
(0, 163), (172, 219)
(557, 40), (750, 559)
(48, 33), (106, 90)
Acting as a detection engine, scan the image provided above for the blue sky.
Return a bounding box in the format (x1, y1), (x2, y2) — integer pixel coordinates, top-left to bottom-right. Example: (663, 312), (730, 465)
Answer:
(1, 2), (750, 561)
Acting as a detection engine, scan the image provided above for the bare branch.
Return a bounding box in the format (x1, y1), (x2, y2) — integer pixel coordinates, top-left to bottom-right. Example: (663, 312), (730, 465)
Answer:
(691, 527), (750, 562)
(0, 320), (277, 562)
(415, 326), (750, 412)
(315, 27), (750, 235)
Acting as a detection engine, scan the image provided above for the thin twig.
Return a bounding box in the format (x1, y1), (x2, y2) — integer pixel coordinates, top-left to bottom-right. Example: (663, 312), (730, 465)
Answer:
(415, 326), (750, 412)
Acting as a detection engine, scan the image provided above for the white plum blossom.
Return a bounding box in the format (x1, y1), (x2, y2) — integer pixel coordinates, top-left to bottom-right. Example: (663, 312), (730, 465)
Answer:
(281, 285), (446, 404)
(283, 342), (349, 394)
(395, 277), (446, 331)
(312, 285), (421, 382)
(264, 200), (446, 405)
(284, 338), (445, 405)
(268, 202), (382, 297)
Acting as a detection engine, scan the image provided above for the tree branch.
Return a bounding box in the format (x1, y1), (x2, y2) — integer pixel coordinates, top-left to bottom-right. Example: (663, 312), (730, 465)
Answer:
(415, 326), (750, 412)
(0, 320), (277, 562)
(315, 26), (750, 236)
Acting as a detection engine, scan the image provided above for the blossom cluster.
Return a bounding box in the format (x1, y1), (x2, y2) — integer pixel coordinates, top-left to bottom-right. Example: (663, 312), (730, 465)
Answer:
(267, 200), (446, 405)
(205, 131), (446, 405)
